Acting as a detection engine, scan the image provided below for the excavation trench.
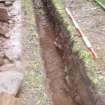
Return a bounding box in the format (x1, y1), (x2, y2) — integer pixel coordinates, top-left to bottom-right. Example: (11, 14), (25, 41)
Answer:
(33, 0), (102, 105)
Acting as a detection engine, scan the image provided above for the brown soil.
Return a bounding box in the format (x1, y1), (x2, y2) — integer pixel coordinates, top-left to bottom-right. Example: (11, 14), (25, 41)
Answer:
(65, 0), (105, 75)
(33, 0), (101, 105)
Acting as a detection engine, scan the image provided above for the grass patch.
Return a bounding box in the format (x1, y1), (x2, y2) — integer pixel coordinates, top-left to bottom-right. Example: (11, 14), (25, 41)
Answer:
(51, 0), (105, 94)
(21, 0), (49, 105)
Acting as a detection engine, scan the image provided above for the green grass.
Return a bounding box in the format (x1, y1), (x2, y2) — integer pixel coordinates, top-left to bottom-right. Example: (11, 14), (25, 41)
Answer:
(21, 0), (49, 105)
(21, 0), (105, 102)
(95, 0), (105, 10)
(51, 0), (105, 94)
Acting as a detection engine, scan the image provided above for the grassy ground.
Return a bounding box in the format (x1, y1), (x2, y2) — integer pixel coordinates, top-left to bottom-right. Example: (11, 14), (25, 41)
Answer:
(64, 0), (105, 99)
(96, 0), (105, 4)
(51, 0), (97, 81)
(50, 1), (105, 96)
(20, 0), (49, 105)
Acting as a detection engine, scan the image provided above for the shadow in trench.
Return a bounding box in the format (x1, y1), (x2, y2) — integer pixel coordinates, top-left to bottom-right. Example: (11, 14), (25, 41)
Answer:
(33, 0), (104, 105)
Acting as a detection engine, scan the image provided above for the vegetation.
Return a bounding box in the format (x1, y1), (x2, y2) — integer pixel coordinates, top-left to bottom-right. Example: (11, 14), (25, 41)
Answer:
(21, 0), (105, 104)
(51, 0), (105, 95)
(21, 0), (49, 105)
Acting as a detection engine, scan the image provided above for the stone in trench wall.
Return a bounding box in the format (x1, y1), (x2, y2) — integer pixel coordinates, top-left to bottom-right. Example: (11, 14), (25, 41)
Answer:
(0, 61), (23, 72)
(0, 0), (16, 6)
(0, 0), (23, 99)
(0, 70), (24, 96)
(0, 21), (9, 38)
(0, 93), (24, 105)
(0, 51), (5, 66)
(0, 7), (9, 22)
(0, 58), (4, 66)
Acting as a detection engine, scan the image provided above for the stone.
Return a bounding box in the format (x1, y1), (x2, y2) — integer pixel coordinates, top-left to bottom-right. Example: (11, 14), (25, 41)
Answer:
(0, 61), (23, 72)
(0, 0), (5, 1)
(0, 22), (9, 38)
(5, 48), (21, 62)
(0, 0), (16, 6)
(0, 93), (24, 105)
(0, 0), (5, 3)
(0, 52), (4, 66)
(0, 27), (8, 37)
(0, 57), (4, 66)
(0, 7), (9, 22)
(5, 1), (13, 6)
(0, 22), (10, 38)
(0, 70), (24, 96)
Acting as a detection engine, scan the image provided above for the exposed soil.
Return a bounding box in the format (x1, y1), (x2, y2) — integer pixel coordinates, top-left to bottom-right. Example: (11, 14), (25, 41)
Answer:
(64, 0), (105, 102)
(33, 0), (103, 105)
(1, 0), (105, 105)
(0, 0), (23, 95)
(0, 0), (49, 104)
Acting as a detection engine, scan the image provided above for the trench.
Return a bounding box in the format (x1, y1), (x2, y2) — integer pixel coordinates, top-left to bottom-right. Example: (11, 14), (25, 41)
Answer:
(33, 0), (103, 105)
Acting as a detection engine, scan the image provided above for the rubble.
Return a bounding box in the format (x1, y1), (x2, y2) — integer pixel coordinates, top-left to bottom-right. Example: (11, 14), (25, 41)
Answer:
(0, 0), (15, 6)
(0, 61), (23, 72)
(0, 93), (24, 105)
(0, 0), (24, 102)
(0, 27), (8, 37)
(0, 7), (9, 22)
(0, 70), (24, 96)
(0, 52), (4, 66)
(0, 57), (4, 66)
(0, 22), (9, 38)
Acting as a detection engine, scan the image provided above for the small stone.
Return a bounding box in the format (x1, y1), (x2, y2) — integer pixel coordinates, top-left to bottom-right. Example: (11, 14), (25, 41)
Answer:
(0, 52), (4, 66)
(0, 28), (6, 35)
(0, 0), (5, 3)
(0, 28), (9, 38)
(5, 0), (16, 6)
(0, 61), (23, 72)
(0, 7), (9, 22)
(0, 22), (9, 38)
(0, 93), (24, 105)
(0, 0), (15, 6)
(0, 70), (24, 96)
(0, 58), (4, 66)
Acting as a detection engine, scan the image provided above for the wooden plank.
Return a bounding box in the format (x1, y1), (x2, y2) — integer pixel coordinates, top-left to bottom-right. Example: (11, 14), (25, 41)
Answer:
(0, 8), (9, 22)
(0, 0), (5, 1)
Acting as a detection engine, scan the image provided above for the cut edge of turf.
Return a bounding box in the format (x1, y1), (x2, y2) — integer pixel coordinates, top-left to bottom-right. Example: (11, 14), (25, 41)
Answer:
(51, 0), (105, 94)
